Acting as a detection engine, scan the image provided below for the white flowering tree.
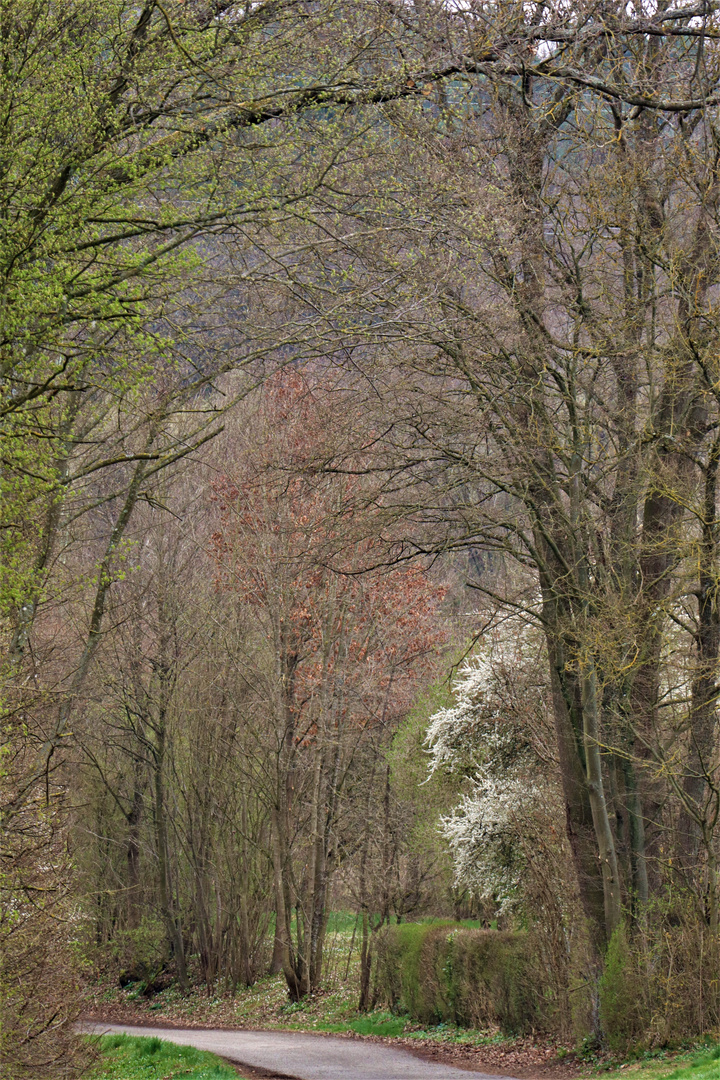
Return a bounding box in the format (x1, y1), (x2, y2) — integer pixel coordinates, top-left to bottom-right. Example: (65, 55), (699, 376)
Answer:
(426, 621), (557, 916)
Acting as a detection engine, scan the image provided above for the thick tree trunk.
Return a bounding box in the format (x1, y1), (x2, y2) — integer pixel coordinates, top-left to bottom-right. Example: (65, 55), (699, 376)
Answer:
(238, 789), (253, 986)
(546, 633), (608, 948)
(270, 890), (285, 974)
(622, 757), (649, 911)
(271, 806), (307, 999)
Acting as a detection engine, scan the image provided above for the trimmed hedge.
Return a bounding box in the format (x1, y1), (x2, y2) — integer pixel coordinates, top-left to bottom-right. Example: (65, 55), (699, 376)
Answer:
(375, 915), (720, 1045)
(374, 922), (543, 1033)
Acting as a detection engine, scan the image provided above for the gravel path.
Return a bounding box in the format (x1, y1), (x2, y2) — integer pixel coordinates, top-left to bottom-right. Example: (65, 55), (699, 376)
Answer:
(82, 1022), (515, 1080)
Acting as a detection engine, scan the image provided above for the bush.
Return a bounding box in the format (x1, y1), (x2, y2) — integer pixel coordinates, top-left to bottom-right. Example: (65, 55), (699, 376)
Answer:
(372, 921), (445, 1020)
(599, 923), (642, 1051)
(0, 800), (86, 1080)
(375, 909), (720, 1045)
(112, 915), (169, 990)
(598, 909), (720, 1051)
(374, 921), (542, 1033)
(450, 928), (537, 1032)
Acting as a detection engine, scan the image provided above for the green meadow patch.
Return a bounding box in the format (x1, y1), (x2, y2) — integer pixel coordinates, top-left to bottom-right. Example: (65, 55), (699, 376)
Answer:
(663, 1048), (720, 1080)
(603, 1046), (720, 1080)
(311, 1011), (409, 1037)
(89, 1033), (241, 1079)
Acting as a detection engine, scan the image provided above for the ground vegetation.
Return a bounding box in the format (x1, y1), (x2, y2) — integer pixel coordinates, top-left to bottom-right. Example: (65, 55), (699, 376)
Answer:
(89, 1033), (240, 1080)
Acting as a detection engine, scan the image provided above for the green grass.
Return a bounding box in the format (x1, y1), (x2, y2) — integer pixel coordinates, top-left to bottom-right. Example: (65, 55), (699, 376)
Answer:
(309, 1010), (409, 1037)
(325, 909), (360, 934)
(89, 1033), (242, 1079)
(664, 1047), (720, 1080)
(603, 1046), (720, 1080)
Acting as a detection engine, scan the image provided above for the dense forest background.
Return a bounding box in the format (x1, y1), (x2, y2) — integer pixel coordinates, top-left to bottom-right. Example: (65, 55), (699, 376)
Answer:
(5, 1), (720, 1075)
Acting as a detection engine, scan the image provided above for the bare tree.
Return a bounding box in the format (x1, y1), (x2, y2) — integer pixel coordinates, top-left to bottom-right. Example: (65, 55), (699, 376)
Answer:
(211, 375), (447, 996)
(308, 2), (720, 950)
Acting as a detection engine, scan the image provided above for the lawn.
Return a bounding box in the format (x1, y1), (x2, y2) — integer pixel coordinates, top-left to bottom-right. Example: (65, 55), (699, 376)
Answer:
(89, 1033), (242, 1079)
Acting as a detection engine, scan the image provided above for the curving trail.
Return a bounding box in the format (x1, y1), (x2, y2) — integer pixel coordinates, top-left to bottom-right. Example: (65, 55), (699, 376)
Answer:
(81, 1022), (515, 1080)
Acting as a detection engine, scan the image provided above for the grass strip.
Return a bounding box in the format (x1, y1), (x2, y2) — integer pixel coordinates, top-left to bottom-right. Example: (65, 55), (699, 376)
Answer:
(603, 1047), (720, 1080)
(89, 1032), (242, 1079)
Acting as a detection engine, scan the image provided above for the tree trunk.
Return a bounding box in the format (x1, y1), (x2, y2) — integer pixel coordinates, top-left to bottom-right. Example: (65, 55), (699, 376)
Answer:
(545, 623), (608, 949)
(154, 722), (189, 993)
(680, 437), (720, 873)
(126, 782), (143, 931)
(581, 662), (622, 938)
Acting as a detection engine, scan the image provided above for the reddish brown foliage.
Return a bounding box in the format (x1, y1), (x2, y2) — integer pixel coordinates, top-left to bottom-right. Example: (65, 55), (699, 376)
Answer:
(211, 372), (447, 737)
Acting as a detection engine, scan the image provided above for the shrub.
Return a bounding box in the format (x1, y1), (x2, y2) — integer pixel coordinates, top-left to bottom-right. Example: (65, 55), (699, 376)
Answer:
(373, 921), (454, 1021)
(374, 921), (542, 1033)
(450, 928), (537, 1032)
(599, 923), (641, 1051)
(112, 915), (168, 988)
(598, 908), (720, 1051)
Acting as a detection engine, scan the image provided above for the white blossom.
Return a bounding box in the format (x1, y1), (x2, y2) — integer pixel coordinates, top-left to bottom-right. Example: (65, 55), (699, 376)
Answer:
(426, 619), (548, 913)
